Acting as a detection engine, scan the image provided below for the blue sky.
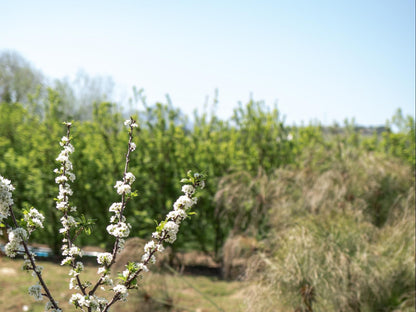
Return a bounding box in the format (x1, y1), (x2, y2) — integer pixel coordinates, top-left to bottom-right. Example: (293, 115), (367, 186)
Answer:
(1, 0), (414, 125)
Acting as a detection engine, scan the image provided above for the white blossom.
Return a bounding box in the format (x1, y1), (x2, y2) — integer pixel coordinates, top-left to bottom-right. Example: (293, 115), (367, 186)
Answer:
(55, 175), (68, 184)
(125, 172), (136, 185)
(163, 221), (179, 243)
(5, 227), (28, 257)
(122, 269), (130, 278)
(181, 184), (195, 195)
(0, 176), (14, 222)
(135, 262), (149, 272)
(144, 240), (156, 253)
(102, 274), (114, 286)
(113, 284), (128, 301)
(97, 252), (113, 266)
(28, 284), (43, 301)
(69, 277), (77, 290)
(109, 202), (122, 213)
(64, 143), (74, 154)
(141, 253), (156, 264)
(69, 293), (88, 307)
(106, 222), (131, 238)
(45, 300), (62, 311)
(167, 209), (187, 223)
(124, 119), (138, 128)
(68, 262), (84, 277)
(24, 208), (45, 229)
(60, 256), (72, 266)
(5, 240), (19, 257)
(60, 136), (69, 145)
(114, 181), (131, 195)
(118, 238), (126, 252)
(173, 195), (193, 210)
(199, 180), (205, 189)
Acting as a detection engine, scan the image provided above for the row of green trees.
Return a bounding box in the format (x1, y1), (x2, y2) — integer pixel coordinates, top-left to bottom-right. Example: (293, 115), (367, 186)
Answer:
(0, 89), (414, 257)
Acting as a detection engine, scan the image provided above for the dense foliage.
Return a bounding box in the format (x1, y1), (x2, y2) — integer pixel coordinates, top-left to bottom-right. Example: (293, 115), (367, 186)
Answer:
(0, 94), (413, 256)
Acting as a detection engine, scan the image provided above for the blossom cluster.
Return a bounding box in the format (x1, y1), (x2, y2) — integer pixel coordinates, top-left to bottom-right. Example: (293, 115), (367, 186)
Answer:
(24, 207), (45, 232)
(54, 128), (83, 268)
(54, 133), (76, 215)
(152, 182), (199, 243)
(5, 227), (28, 257)
(45, 301), (62, 312)
(69, 293), (108, 310)
(123, 119), (139, 128)
(119, 172), (205, 292)
(0, 176), (51, 308)
(67, 261), (84, 290)
(85, 119), (140, 306)
(28, 284), (43, 301)
(105, 119), (137, 241)
(106, 175), (135, 240)
(0, 176), (14, 222)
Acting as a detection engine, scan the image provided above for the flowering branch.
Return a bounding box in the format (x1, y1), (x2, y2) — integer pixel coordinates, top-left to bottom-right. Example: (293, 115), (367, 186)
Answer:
(68, 118), (139, 310)
(1, 117), (206, 312)
(1, 177), (61, 311)
(54, 122), (89, 298)
(102, 171), (205, 312)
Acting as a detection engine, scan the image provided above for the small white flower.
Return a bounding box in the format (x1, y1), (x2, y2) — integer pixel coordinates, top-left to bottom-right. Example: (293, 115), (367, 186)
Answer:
(97, 252), (113, 266)
(124, 119), (138, 128)
(55, 151), (69, 163)
(173, 195), (194, 210)
(136, 262), (149, 272)
(97, 266), (106, 274)
(181, 184), (195, 195)
(69, 293), (84, 306)
(167, 209), (187, 223)
(163, 221), (179, 243)
(64, 143), (74, 154)
(113, 284), (128, 301)
(102, 274), (113, 286)
(69, 277), (77, 289)
(60, 256), (72, 266)
(122, 269), (130, 278)
(28, 284), (43, 301)
(24, 207), (45, 229)
(45, 300), (62, 311)
(114, 181), (131, 195)
(109, 202), (122, 213)
(144, 240), (156, 253)
(199, 180), (205, 189)
(0, 176), (14, 222)
(106, 222), (131, 238)
(55, 175), (68, 184)
(125, 172), (135, 185)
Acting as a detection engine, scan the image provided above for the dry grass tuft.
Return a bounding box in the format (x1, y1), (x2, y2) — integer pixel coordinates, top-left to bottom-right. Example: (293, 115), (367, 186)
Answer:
(222, 235), (258, 280)
(232, 151), (416, 311)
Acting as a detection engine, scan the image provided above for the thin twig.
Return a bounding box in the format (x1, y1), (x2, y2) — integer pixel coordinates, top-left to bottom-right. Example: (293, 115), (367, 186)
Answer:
(9, 206), (60, 310)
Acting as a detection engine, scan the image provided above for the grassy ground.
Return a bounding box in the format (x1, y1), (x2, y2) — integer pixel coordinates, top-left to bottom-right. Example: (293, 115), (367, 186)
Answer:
(0, 257), (246, 312)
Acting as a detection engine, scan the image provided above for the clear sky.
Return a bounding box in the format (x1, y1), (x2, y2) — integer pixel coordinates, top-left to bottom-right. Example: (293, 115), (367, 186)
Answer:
(1, 0), (414, 126)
